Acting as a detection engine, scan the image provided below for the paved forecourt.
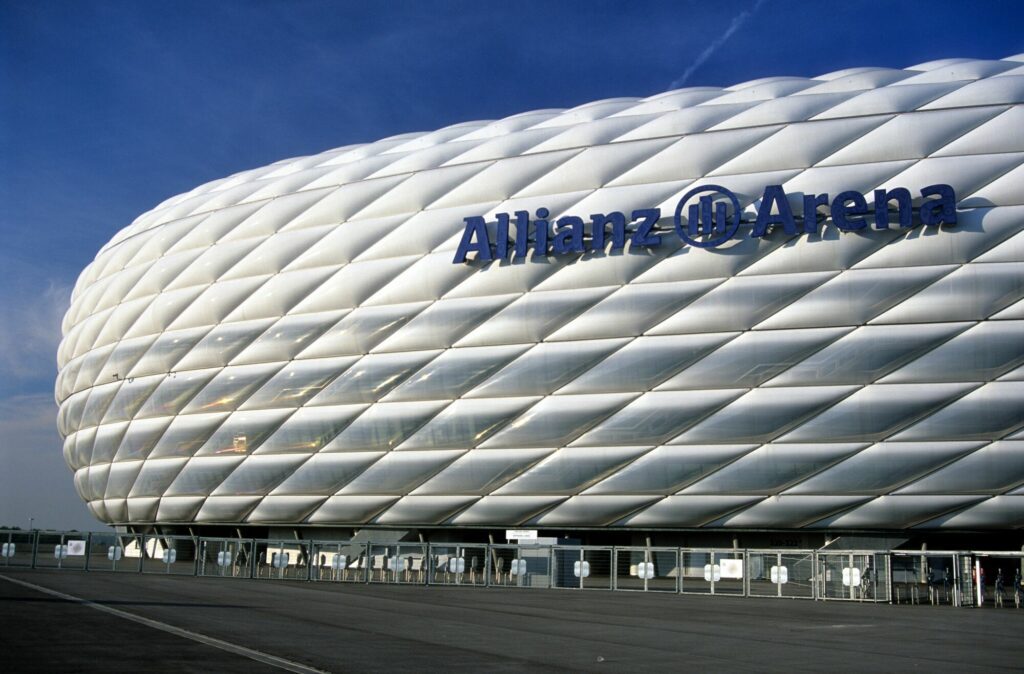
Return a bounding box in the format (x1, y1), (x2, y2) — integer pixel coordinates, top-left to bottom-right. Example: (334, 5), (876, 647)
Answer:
(0, 569), (1020, 673)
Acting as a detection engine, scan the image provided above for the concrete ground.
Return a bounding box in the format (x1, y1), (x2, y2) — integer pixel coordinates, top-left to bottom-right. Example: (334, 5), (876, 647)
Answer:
(0, 568), (1020, 673)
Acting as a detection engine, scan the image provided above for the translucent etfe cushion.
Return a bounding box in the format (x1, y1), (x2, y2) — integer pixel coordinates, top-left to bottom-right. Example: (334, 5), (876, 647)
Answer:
(271, 452), (385, 495)
(411, 448), (554, 496)
(383, 344), (529, 402)
(194, 409), (294, 456)
(255, 405), (368, 454)
(560, 333), (738, 394)
(336, 450), (465, 495)
(212, 454), (310, 496)
(240, 356), (359, 410)
(113, 416), (175, 461)
(584, 445), (760, 495)
(495, 446), (651, 495)
(572, 390), (744, 446)
(135, 368), (220, 419)
(149, 412), (229, 459)
(480, 393), (637, 449)
(129, 458), (189, 498)
(679, 443), (866, 494)
(466, 339), (627, 398)
(165, 456), (246, 496)
(309, 350), (440, 405)
(398, 397), (540, 450)
(171, 319), (275, 371)
(182, 363), (283, 414)
(323, 401), (448, 452)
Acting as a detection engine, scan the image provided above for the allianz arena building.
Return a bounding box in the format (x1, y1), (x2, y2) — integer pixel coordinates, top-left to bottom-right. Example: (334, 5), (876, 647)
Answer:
(56, 56), (1024, 548)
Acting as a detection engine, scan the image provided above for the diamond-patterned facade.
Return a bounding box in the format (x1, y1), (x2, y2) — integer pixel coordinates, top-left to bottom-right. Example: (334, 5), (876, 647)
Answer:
(57, 56), (1024, 531)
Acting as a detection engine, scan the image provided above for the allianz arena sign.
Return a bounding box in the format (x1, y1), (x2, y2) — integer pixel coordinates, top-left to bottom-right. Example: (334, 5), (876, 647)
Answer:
(454, 183), (958, 263)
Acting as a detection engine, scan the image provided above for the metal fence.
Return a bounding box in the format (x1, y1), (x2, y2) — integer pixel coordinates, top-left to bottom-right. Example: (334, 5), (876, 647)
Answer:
(3, 529), (1021, 609)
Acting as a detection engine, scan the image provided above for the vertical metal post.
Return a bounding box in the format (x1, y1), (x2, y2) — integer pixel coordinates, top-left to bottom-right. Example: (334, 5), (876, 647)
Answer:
(548, 544), (554, 589)
(677, 548), (682, 594)
(709, 551), (715, 595)
(30, 530), (38, 569)
(642, 548), (649, 593)
(745, 549), (753, 594)
(886, 554), (893, 605)
(610, 547), (617, 591)
(814, 552), (821, 601)
(84, 532), (92, 571)
(975, 559), (983, 607)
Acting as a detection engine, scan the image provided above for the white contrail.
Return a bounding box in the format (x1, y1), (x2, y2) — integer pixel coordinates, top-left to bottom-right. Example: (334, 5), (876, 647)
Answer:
(669, 0), (767, 89)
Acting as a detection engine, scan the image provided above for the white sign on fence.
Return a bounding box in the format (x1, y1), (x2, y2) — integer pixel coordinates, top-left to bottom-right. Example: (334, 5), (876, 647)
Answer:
(637, 561), (655, 580)
(509, 558), (527, 576)
(53, 545), (68, 560)
(720, 558), (744, 579)
(0, 543), (14, 558)
(505, 530), (538, 540)
(703, 564), (721, 582)
(107, 546), (123, 561)
(842, 567), (862, 587)
(770, 565), (789, 584)
(66, 540), (86, 556)
(162, 549), (177, 564)
(217, 551), (233, 567)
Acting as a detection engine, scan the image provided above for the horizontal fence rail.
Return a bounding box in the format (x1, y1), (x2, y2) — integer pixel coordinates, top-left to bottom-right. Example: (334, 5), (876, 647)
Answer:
(3, 530), (1022, 609)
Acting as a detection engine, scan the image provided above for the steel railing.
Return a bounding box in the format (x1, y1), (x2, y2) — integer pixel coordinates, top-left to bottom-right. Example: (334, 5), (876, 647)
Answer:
(3, 529), (1021, 609)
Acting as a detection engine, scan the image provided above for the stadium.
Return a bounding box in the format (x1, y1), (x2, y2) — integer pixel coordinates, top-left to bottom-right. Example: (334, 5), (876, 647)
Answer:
(55, 55), (1024, 550)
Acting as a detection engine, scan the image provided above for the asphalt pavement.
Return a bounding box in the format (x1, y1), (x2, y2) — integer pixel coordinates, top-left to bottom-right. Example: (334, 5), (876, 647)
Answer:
(0, 568), (1020, 673)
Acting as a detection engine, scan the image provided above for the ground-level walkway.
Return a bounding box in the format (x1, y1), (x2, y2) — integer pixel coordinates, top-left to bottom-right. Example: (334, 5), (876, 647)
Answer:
(0, 569), (1019, 672)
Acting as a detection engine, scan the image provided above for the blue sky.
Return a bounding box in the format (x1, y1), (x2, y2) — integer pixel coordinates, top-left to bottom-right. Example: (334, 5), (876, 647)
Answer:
(1, 0), (1022, 530)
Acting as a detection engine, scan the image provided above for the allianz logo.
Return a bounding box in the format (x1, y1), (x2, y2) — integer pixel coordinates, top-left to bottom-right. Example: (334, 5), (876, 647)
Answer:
(452, 183), (957, 264)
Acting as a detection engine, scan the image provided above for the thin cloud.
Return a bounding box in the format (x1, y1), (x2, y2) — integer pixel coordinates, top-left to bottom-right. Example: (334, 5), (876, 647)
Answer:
(0, 393), (98, 531)
(0, 273), (70, 387)
(669, 0), (768, 89)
